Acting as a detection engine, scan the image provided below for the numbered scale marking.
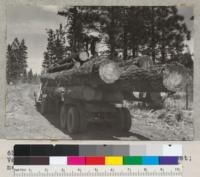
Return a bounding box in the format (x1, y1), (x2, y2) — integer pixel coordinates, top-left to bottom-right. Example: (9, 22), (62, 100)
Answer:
(14, 165), (182, 177)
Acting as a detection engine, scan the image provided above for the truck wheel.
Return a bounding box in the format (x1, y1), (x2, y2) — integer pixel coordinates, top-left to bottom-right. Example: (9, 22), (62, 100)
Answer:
(121, 108), (132, 131)
(66, 107), (80, 134)
(40, 97), (48, 115)
(60, 105), (67, 129)
(78, 107), (88, 132)
(112, 108), (132, 132)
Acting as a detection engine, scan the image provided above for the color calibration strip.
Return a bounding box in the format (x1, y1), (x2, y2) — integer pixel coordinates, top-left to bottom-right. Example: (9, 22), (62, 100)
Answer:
(14, 144), (182, 156)
(14, 144), (182, 166)
(14, 156), (179, 165)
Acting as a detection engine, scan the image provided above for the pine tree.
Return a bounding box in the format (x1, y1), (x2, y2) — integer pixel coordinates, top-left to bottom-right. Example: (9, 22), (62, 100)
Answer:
(92, 7), (122, 59)
(43, 25), (67, 70)
(19, 39), (28, 77)
(43, 29), (56, 69)
(27, 69), (33, 83)
(56, 6), (191, 64)
(6, 38), (28, 83)
(6, 44), (14, 83)
(54, 24), (66, 62)
(58, 7), (85, 53)
(6, 38), (20, 83)
(11, 38), (21, 79)
(120, 7), (129, 60)
(145, 7), (191, 63)
(141, 6), (159, 63)
(22, 70), (27, 83)
(126, 7), (147, 58)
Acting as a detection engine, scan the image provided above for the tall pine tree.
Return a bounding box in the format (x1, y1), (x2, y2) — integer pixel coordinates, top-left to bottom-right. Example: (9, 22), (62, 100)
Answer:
(43, 29), (55, 69)
(19, 39), (28, 79)
(43, 25), (67, 70)
(55, 6), (191, 63)
(6, 38), (28, 83)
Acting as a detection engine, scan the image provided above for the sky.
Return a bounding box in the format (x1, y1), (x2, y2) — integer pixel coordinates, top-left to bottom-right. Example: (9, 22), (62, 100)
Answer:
(7, 3), (66, 74)
(7, 4), (194, 74)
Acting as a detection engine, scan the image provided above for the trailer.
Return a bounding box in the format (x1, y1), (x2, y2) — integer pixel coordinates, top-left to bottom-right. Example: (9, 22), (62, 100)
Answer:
(34, 54), (189, 134)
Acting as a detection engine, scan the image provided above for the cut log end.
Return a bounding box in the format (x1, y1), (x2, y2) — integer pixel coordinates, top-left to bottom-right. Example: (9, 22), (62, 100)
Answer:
(99, 62), (121, 84)
(79, 51), (89, 61)
(136, 55), (153, 69)
(163, 63), (190, 91)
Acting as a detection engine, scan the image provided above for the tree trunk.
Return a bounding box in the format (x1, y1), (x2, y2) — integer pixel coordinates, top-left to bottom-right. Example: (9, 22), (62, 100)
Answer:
(85, 40), (89, 53)
(185, 84), (189, 110)
(131, 33), (137, 58)
(161, 46), (166, 64)
(151, 7), (156, 64)
(91, 38), (96, 56)
(161, 31), (166, 64)
(109, 8), (116, 60)
(110, 33), (116, 60)
(132, 44), (137, 58)
(123, 26), (128, 60)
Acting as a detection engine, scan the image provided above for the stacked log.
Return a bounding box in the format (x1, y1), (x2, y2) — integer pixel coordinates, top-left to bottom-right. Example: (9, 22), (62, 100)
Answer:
(41, 55), (190, 96)
(47, 51), (89, 73)
(47, 62), (74, 73)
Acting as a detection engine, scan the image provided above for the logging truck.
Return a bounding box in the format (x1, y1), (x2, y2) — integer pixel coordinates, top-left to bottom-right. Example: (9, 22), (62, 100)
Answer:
(34, 52), (189, 134)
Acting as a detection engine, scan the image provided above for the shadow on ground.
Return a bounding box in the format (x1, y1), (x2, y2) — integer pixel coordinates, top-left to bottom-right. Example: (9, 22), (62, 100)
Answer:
(40, 112), (150, 141)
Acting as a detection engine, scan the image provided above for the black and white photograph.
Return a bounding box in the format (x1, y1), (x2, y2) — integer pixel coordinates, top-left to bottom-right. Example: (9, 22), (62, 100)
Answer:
(5, 3), (194, 140)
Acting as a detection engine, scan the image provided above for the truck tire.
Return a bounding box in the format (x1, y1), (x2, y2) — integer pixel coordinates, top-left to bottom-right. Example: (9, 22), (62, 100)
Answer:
(121, 108), (132, 131)
(60, 104), (67, 129)
(112, 108), (132, 132)
(66, 106), (80, 134)
(40, 97), (49, 115)
(78, 107), (88, 132)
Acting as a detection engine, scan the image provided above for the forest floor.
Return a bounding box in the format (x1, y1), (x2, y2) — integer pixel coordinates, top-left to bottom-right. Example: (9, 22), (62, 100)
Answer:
(3, 83), (193, 140)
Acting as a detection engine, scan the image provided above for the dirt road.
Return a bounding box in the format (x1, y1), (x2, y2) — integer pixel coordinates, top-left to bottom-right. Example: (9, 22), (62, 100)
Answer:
(5, 84), (193, 140)
(5, 84), (70, 139)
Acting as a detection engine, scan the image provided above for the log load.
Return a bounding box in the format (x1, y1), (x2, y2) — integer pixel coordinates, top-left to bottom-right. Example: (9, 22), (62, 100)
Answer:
(47, 51), (90, 73)
(47, 85), (124, 103)
(41, 55), (191, 94)
(47, 62), (74, 73)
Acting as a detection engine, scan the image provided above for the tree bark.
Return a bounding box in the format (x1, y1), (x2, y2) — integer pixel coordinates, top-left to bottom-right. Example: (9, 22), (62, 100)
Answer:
(161, 30), (166, 63)
(108, 8), (116, 60)
(109, 33), (116, 60)
(151, 7), (156, 64)
(123, 29), (128, 60)
(47, 62), (74, 73)
(41, 55), (189, 93)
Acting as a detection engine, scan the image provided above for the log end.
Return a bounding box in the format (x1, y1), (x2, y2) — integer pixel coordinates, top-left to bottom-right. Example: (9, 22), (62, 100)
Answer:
(79, 51), (89, 61)
(163, 63), (191, 92)
(99, 61), (121, 84)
